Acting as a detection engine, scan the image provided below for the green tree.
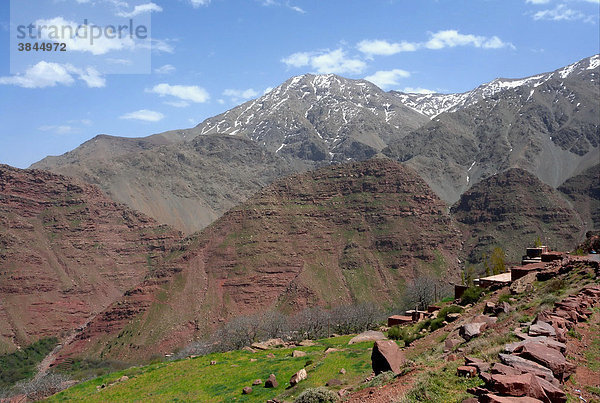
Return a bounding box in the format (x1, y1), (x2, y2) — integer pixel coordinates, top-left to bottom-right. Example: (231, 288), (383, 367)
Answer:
(534, 236), (542, 247)
(483, 247), (506, 275)
(461, 265), (475, 286)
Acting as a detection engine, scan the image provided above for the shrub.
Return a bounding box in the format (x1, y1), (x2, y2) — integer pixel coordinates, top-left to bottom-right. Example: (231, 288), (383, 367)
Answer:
(517, 314), (532, 323)
(429, 318), (445, 331)
(437, 305), (463, 321)
(365, 371), (395, 388)
(460, 287), (485, 306)
(388, 326), (420, 346)
(497, 293), (512, 303)
(294, 387), (339, 403)
(0, 337), (58, 388)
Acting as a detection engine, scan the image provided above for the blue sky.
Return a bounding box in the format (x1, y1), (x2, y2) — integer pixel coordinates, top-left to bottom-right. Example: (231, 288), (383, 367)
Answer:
(0, 0), (598, 168)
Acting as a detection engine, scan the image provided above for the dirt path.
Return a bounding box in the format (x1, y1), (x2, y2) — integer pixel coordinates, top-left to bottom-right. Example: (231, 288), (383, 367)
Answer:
(564, 307), (600, 403)
(32, 319), (92, 382)
(344, 369), (421, 403)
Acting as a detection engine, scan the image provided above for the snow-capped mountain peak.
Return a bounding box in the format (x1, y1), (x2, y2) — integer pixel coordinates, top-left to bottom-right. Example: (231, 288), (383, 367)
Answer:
(390, 54), (599, 118)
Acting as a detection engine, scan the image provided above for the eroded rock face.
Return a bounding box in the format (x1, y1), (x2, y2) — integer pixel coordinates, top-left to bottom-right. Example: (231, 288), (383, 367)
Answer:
(371, 340), (405, 375)
(0, 165), (181, 352)
(56, 159), (464, 362)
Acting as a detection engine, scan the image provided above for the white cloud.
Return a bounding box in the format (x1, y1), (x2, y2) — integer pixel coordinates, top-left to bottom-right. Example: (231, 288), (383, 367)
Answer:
(120, 109), (165, 122)
(425, 30), (514, 50)
(282, 52), (311, 68)
(149, 83), (210, 103)
(34, 17), (136, 55)
(364, 69), (410, 89)
(223, 88), (260, 102)
(38, 125), (78, 134)
(357, 39), (418, 56)
(189, 0), (210, 7)
(0, 61), (105, 88)
(283, 49), (366, 74)
(263, 87), (274, 94)
(107, 58), (133, 65)
(526, 0), (550, 3)
(77, 67), (106, 88)
(289, 5), (306, 13)
(164, 100), (190, 108)
(402, 87), (436, 94)
(154, 64), (176, 74)
(138, 38), (175, 54)
(532, 4), (592, 21)
(116, 2), (162, 17)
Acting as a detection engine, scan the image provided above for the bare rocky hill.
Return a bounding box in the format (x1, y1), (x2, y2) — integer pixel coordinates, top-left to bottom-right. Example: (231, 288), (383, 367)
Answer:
(34, 135), (303, 234)
(55, 159), (464, 362)
(0, 165), (182, 354)
(451, 168), (585, 266)
(558, 164), (600, 231)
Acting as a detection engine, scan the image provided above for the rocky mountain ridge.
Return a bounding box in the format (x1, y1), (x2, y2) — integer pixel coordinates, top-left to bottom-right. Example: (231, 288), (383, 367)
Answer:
(391, 54), (600, 118)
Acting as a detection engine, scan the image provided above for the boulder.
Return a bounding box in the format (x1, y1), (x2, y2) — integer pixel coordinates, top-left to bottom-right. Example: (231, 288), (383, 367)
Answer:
(371, 340), (405, 375)
(465, 356), (490, 373)
(447, 313), (462, 321)
(498, 354), (555, 382)
(292, 350), (307, 357)
(457, 366), (478, 377)
(326, 379), (343, 387)
(251, 338), (285, 350)
(484, 302), (496, 314)
(252, 379), (262, 385)
(510, 272), (536, 295)
(481, 394), (544, 402)
(460, 322), (487, 340)
(472, 315), (498, 325)
(528, 321), (556, 337)
(504, 338), (566, 354)
(444, 337), (464, 351)
(339, 368), (346, 375)
(494, 302), (512, 315)
(514, 342), (576, 381)
(242, 386), (253, 395)
(210, 360), (217, 365)
(535, 375), (567, 403)
(289, 368), (307, 386)
(264, 374), (278, 388)
(490, 373), (550, 402)
(348, 330), (386, 344)
(242, 346), (256, 353)
(491, 363), (522, 376)
(298, 339), (316, 346)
